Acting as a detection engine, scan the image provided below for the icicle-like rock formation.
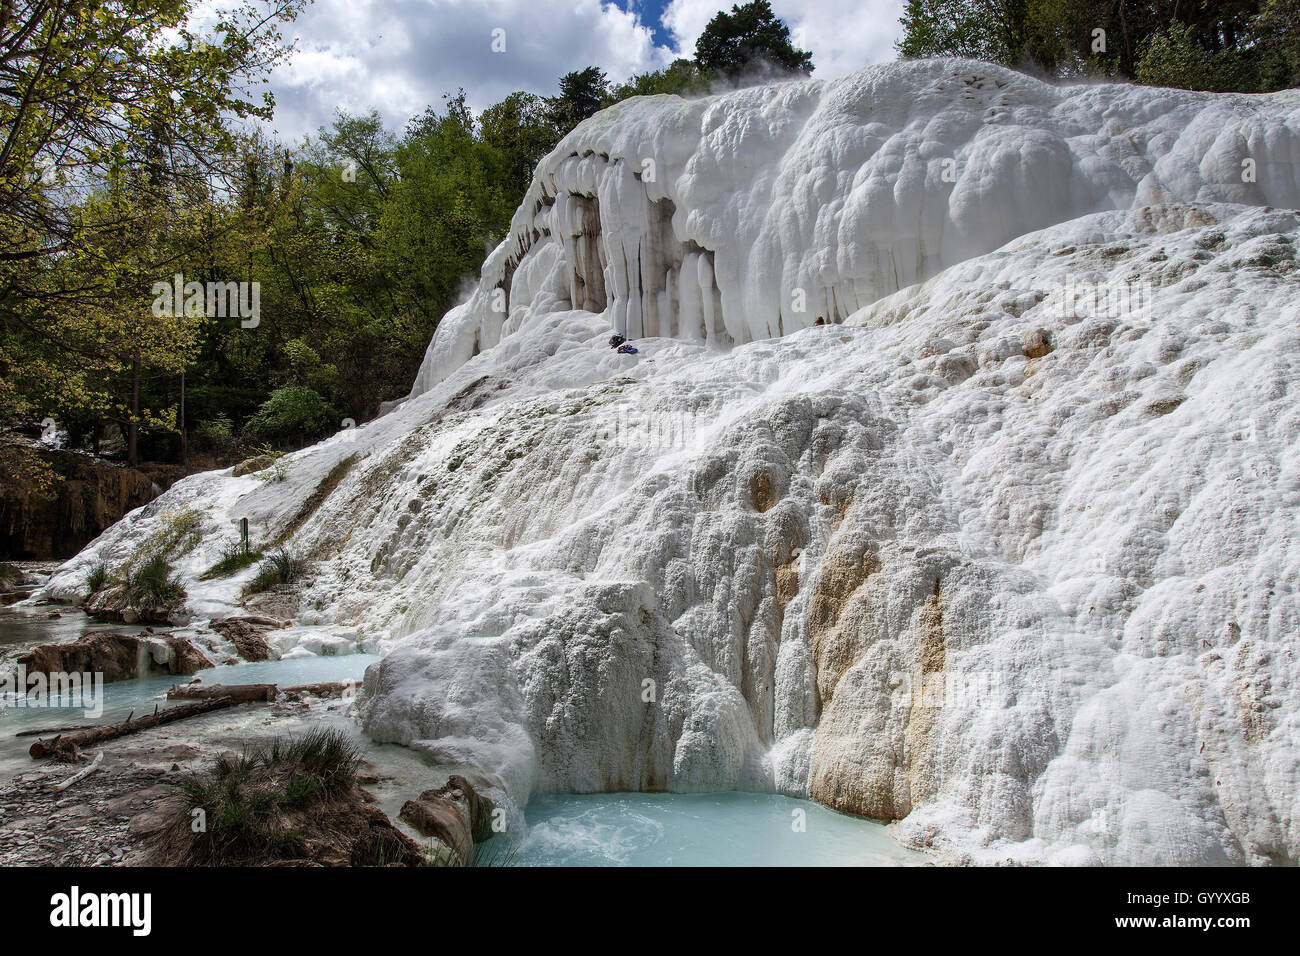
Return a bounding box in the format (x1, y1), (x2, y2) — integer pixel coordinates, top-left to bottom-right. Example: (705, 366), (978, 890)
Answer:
(44, 61), (1300, 864)
(411, 59), (1300, 396)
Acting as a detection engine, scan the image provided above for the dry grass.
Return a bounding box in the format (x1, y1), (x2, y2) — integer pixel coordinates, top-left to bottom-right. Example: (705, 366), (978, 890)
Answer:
(149, 729), (425, 867)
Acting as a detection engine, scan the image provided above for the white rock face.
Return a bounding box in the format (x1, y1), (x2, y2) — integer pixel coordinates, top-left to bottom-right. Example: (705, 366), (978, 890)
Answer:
(45, 61), (1300, 864)
(411, 58), (1300, 396)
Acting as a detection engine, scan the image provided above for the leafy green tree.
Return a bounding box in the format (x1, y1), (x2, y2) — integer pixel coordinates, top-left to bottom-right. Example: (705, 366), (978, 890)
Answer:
(897, 0), (1025, 65)
(303, 110), (397, 240)
(1135, 22), (1255, 91)
(548, 67), (610, 134)
(480, 92), (557, 196)
(694, 1), (814, 78)
(0, 0), (305, 483)
(1252, 0), (1300, 90)
(1136, 1), (1300, 92)
(896, 0), (1293, 90)
(0, 0), (305, 312)
(14, 178), (206, 465)
(608, 59), (714, 101)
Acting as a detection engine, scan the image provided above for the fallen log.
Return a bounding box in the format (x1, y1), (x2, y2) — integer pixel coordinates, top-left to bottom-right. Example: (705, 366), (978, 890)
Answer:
(29, 696), (235, 759)
(281, 681), (359, 698)
(167, 682), (277, 703)
(15, 723), (99, 738)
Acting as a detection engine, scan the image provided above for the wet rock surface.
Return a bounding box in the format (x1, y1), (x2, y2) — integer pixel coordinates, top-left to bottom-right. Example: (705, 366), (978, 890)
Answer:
(209, 617), (279, 661)
(83, 584), (182, 625)
(398, 774), (497, 865)
(15, 631), (210, 683)
(0, 704), (427, 866)
(0, 563), (37, 606)
(0, 449), (158, 562)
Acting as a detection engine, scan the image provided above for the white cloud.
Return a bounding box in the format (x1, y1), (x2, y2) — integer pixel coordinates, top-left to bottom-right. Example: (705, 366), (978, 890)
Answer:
(660, 0), (716, 55)
(266, 0), (668, 142)
(261, 0), (906, 143)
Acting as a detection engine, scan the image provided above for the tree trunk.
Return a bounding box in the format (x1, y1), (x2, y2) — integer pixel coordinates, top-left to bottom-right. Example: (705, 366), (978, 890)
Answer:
(127, 352), (140, 467)
(167, 683), (277, 703)
(179, 370), (187, 465)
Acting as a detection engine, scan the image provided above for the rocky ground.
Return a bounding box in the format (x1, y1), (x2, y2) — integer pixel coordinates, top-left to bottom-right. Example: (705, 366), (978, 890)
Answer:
(0, 561), (52, 605)
(0, 695), (431, 866)
(0, 743), (191, 866)
(1, 566), (444, 866)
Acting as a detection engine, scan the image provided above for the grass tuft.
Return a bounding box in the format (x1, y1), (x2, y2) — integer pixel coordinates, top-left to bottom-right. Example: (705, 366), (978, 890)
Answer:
(244, 546), (307, 594)
(86, 560), (112, 593)
(122, 554), (185, 606)
(470, 840), (520, 867)
(169, 729), (361, 865)
(199, 542), (264, 580)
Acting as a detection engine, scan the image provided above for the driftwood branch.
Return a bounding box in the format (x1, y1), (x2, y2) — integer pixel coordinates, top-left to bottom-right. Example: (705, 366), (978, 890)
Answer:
(15, 722), (99, 738)
(166, 680), (357, 701)
(282, 681), (358, 698)
(52, 750), (104, 791)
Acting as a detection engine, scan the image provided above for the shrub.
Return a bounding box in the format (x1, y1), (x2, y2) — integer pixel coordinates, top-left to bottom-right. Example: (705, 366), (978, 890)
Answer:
(245, 386), (337, 446)
(86, 560), (112, 593)
(245, 546), (307, 593)
(123, 554), (185, 606)
(1135, 23), (1257, 92)
(171, 729), (362, 865)
(193, 414), (238, 457)
(135, 507), (204, 565)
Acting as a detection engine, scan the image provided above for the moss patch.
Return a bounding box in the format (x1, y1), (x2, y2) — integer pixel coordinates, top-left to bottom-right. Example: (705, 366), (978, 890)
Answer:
(276, 454), (357, 545)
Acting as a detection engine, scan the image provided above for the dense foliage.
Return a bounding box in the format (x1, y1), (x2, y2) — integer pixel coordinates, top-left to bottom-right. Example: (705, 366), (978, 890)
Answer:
(898, 0), (1300, 91)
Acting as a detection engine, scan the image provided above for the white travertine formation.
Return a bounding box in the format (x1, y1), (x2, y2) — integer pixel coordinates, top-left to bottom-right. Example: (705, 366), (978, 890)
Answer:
(45, 61), (1300, 864)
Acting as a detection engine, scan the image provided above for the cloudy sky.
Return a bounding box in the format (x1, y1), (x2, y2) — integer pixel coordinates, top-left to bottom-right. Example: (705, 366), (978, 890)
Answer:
(263, 0), (906, 143)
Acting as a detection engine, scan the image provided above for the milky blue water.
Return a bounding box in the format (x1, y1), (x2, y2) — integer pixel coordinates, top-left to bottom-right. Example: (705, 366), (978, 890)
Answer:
(514, 791), (922, 866)
(3, 606), (923, 866)
(0, 603), (376, 772)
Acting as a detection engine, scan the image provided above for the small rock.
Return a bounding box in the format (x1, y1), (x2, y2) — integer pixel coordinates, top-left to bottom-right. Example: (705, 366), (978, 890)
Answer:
(1023, 328), (1054, 358)
(399, 794), (472, 866)
(232, 454), (276, 477)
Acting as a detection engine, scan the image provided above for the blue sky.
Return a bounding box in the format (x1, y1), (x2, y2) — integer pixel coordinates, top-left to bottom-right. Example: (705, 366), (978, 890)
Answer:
(620, 0), (676, 48)
(261, 0), (906, 143)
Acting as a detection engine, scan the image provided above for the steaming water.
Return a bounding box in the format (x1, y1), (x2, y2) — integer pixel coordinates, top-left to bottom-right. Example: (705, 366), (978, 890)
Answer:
(513, 791), (923, 866)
